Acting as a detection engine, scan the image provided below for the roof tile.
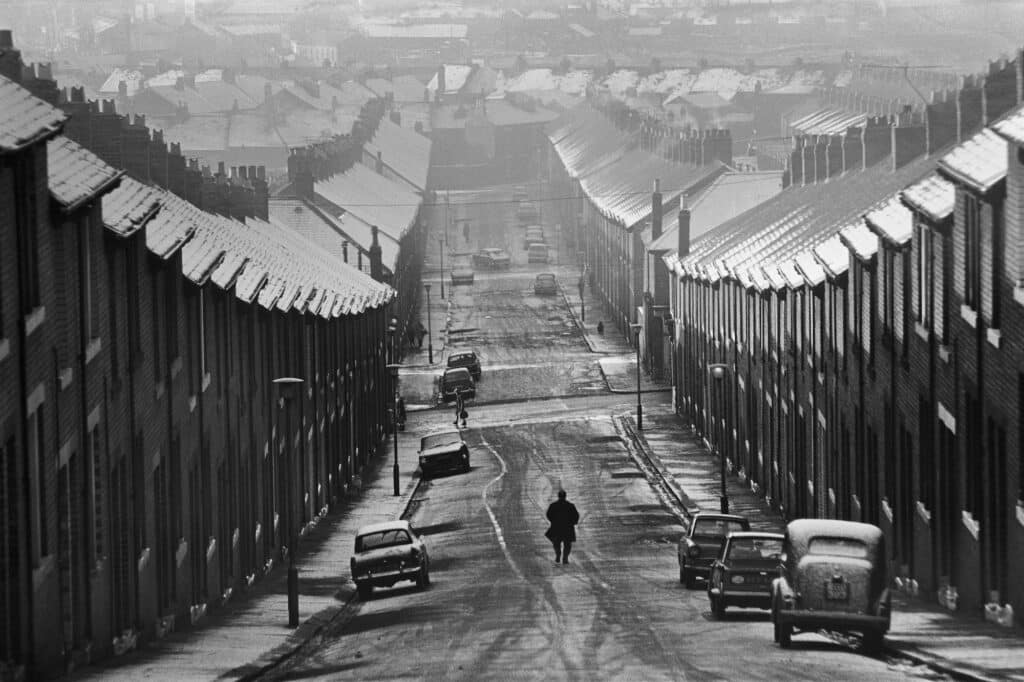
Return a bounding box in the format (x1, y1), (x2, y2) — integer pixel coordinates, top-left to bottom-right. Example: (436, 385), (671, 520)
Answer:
(0, 75), (66, 152)
(938, 128), (1006, 193)
(900, 173), (954, 222)
(864, 194), (913, 246)
(102, 175), (163, 236)
(47, 136), (122, 209)
(813, 234), (850, 278)
(840, 220), (879, 261)
(992, 104), (1024, 144)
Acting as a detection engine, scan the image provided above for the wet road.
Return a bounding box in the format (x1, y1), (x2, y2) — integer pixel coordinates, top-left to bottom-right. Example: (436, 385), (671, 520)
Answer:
(268, 186), (938, 681)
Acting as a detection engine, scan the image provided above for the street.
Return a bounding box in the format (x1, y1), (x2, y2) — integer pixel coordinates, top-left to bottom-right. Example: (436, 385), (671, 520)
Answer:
(268, 187), (939, 681)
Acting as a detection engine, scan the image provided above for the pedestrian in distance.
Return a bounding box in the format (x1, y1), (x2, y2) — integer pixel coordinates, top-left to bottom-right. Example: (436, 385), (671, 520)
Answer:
(414, 320), (426, 349)
(545, 490), (579, 564)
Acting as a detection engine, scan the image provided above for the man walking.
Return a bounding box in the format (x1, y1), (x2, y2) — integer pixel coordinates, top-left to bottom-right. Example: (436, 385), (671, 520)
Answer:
(545, 490), (579, 564)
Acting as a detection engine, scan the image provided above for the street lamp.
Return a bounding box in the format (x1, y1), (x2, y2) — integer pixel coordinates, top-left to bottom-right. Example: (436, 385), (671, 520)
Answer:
(437, 236), (445, 300)
(630, 322), (643, 430)
(272, 376), (304, 628)
(387, 317), (398, 364)
(424, 283), (434, 364)
(387, 363), (401, 496)
(708, 363), (730, 514)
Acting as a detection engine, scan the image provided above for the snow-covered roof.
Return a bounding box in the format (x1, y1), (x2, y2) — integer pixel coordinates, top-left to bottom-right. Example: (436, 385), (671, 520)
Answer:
(864, 194), (913, 246)
(937, 127), (1007, 194)
(839, 220), (879, 261)
(900, 173), (955, 222)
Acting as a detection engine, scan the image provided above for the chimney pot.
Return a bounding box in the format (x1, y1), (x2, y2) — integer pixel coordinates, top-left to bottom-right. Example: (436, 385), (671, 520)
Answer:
(0, 30), (12, 48)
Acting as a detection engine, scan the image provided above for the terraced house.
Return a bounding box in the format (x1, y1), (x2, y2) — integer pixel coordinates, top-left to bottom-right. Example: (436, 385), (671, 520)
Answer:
(660, 52), (1024, 620)
(0, 34), (396, 678)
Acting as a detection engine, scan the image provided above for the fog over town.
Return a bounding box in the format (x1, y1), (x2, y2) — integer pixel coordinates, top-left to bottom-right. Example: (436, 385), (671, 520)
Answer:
(3, 0), (1024, 680)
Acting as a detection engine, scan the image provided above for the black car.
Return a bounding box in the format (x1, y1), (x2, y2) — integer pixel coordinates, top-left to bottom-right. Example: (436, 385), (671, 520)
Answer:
(446, 350), (482, 380)
(418, 430), (471, 479)
(440, 367), (475, 402)
(472, 248), (511, 269)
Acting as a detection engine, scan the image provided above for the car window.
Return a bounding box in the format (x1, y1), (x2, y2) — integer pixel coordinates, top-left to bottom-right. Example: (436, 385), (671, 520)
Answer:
(728, 537), (783, 560)
(693, 518), (747, 538)
(421, 432), (462, 449)
(356, 529), (411, 552)
(808, 537), (869, 559)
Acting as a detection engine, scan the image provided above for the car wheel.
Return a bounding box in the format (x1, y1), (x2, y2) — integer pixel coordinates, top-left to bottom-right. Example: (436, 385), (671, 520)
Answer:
(683, 567), (696, 590)
(776, 622), (792, 648)
(861, 630), (883, 655)
(416, 568), (430, 590)
(357, 583), (373, 600)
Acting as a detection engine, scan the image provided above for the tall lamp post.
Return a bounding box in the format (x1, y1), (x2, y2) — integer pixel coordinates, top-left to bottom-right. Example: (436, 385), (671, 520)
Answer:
(708, 363), (730, 514)
(387, 317), (398, 364)
(437, 236), (445, 300)
(273, 376), (304, 627)
(424, 284), (434, 364)
(630, 323), (643, 430)
(387, 363), (401, 496)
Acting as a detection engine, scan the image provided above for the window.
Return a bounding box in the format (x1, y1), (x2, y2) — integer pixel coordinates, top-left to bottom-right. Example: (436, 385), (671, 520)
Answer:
(199, 289), (208, 380)
(991, 202), (1004, 329)
(126, 244), (141, 367)
(15, 155), (41, 311)
(27, 405), (47, 564)
(916, 222), (933, 327)
(107, 245), (120, 381)
(152, 267), (163, 380)
(901, 250), (911, 358)
(165, 267), (178, 363)
(883, 250), (895, 342)
(83, 217), (100, 341)
(964, 193), (981, 309)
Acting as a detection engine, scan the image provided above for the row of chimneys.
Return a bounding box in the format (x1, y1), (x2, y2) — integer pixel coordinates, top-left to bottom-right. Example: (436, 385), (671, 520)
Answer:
(641, 125), (733, 166)
(647, 178), (690, 307)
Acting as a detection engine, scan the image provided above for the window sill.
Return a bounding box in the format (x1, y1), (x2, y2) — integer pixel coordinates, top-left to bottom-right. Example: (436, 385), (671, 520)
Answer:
(1014, 285), (1024, 308)
(188, 395), (197, 413)
(961, 511), (980, 541)
(938, 344), (953, 364)
(85, 337), (102, 366)
(916, 501), (931, 524)
(170, 356), (183, 380)
(25, 306), (45, 337)
(155, 381), (165, 400)
(137, 547), (151, 573)
(201, 372), (211, 393)
(32, 554), (55, 591)
(987, 328), (1001, 349)
(0, 338), (8, 364)
(59, 367), (73, 391)
(914, 322), (930, 342)
(960, 304), (978, 328)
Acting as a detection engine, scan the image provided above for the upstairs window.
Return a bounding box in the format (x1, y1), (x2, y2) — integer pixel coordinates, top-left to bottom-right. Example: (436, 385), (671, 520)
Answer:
(915, 222), (933, 328)
(964, 193), (981, 310)
(15, 155), (41, 311)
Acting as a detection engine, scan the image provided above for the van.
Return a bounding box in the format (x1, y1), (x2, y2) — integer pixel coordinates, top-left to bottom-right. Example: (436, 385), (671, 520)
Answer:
(527, 243), (549, 263)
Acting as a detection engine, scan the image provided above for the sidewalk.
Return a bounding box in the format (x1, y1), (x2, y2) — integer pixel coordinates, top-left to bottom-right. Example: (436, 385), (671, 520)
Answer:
(602, 354), (1024, 680)
(76, 433), (426, 680)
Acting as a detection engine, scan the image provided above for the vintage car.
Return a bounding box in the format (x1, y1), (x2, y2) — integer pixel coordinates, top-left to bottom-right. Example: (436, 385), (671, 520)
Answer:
(707, 531), (785, 617)
(440, 367), (475, 402)
(472, 247), (511, 269)
(350, 519), (430, 599)
(534, 273), (558, 296)
(450, 257), (475, 286)
(771, 519), (892, 653)
(527, 243), (549, 264)
(446, 350), (482, 380)
(677, 512), (751, 588)
(523, 226), (545, 250)
(418, 430), (471, 478)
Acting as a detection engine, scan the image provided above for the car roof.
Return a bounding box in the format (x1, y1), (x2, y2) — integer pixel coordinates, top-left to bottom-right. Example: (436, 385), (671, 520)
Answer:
(528, 243), (548, 250)
(693, 513), (748, 522)
(449, 350), (477, 358)
(444, 367), (472, 376)
(786, 518), (883, 544)
(726, 531), (785, 540)
(536, 273), (555, 279)
(356, 519), (411, 536)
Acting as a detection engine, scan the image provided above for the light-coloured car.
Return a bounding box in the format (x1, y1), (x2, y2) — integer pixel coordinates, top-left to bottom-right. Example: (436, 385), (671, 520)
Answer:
(677, 512), (750, 588)
(772, 519), (892, 653)
(350, 520), (430, 599)
(707, 531), (785, 617)
(527, 243), (549, 263)
(418, 430), (471, 479)
(450, 256), (475, 285)
(472, 248), (511, 269)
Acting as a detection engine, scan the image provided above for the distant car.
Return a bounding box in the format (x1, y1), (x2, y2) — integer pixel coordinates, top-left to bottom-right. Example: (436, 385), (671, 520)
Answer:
(707, 531), (785, 617)
(450, 256), (475, 286)
(678, 512), (750, 588)
(350, 520), (430, 599)
(447, 350), (482, 380)
(418, 430), (471, 479)
(440, 367), (475, 402)
(772, 519), (892, 653)
(523, 226), (544, 250)
(517, 202), (540, 226)
(527, 243), (549, 263)
(534, 273), (558, 296)
(472, 248), (511, 269)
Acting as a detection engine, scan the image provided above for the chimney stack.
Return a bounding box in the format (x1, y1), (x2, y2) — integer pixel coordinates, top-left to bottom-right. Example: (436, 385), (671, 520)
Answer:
(369, 225), (384, 282)
(677, 195), (691, 259)
(651, 178), (663, 241)
(0, 29), (23, 83)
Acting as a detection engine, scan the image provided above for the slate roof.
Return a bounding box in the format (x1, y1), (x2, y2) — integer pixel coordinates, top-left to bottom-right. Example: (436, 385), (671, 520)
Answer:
(160, 115), (230, 152)
(993, 104), (1024, 144)
(274, 108), (356, 147)
(47, 136), (123, 210)
(146, 81), (259, 115)
(101, 175), (163, 237)
(0, 75), (67, 152)
(547, 104), (629, 180)
(666, 151), (939, 288)
(900, 173), (955, 222)
(789, 108), (866, 136)
(269, 198), (373, 274)
(840, 220), (879, 261)
(315, 163), (421, 244)
(813, 234), (850, 279)
(146, 189), (205, 259)
(363, 118), (432, 191)
(937, 127), (1006, 193)
(864, 194), (913, 246)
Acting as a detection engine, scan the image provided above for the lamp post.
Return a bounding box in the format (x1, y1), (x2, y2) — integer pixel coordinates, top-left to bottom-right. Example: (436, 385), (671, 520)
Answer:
(386, 317), (397, 365)
(708, 363), (729, 514)
(437, 236), (445, 300)
(387, 364), (401, 496)
(630, 322), (643, 430)
(273, 376), (304, 628)
(424, 283), (434, 364)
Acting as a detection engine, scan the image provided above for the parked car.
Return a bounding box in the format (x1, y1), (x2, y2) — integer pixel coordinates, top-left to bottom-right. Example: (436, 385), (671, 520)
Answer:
(350, 520), (430, 599)
(450, 256), (475, 286)
(446, 350), (482, 380)
(418, 429), (471, 479)
(677, 512), (750, 588)
(707, 531), (785, 617)
(534, 273), (558, 296)
(517, 201), (539, 225)
(472, 247), (511, 269)
(771, 519), (891, 653)
(440, 367), (475, 401)
(527, 243), (549, 263)
(523, 226), (545, 250)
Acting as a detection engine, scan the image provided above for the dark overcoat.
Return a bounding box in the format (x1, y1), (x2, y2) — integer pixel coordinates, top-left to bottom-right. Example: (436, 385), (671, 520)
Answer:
(545, 499), (579, 542)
